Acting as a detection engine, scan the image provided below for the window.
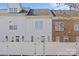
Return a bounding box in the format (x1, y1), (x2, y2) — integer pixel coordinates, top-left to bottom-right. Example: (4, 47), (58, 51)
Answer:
(9, 8), (13, 12)
(9, 25), (13, 30)
(9, 8), (17, 12)
(56, 36), (60, 42)
(76, 36), (79, 42)
(16, 36), (20, 42)
(14, 25), (17, 30)
(55, 22), (64, 31)
(22, 36), (24, 42)
(63, 36), (69, 42)
(35, 21), (43, 30)
(31, 36), (34, 42)
(74, 22), (79, 31)
(9, 25), (17, 30)
(5, 36), (8, 42)
(41, 36), (45, 43)
(14, 8), (17, 12)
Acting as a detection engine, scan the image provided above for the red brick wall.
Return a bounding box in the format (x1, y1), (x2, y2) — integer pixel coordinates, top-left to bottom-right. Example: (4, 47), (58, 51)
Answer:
(52, 19), (79, 42)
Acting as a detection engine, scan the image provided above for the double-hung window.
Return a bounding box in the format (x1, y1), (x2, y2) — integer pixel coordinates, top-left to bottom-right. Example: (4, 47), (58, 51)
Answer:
(74, 22), (79, 31)
(35, 21), (43, 30)
(55, 22), (64, 31)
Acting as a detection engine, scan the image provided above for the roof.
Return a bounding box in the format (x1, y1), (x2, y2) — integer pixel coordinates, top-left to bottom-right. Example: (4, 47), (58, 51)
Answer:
(52, 10), (79, 17)
(0, 8), (79, 17)
(33, 9), (52, 16)
(0, 8), (53, 16)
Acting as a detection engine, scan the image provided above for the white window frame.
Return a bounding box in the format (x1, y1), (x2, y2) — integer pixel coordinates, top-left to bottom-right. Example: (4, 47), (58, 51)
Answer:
(9, 8), (17, 12)
(55, 22), (64, 31)
(76, 36), (79, 42)
(9, 8), (13, 12)
(56, 36), (60, 42)
(14, 8), (17, 12)
(35, 21), (43, 30)
(74, 22), (79, 31)
(63, 36), (69, 42)
(9, 25), (17, 30)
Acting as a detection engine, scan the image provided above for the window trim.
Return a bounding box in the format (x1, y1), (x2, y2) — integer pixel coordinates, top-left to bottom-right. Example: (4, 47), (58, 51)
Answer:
(74, 22), (79, 31)
(55, 21), (64, 31)
(35, 21), (43, 30)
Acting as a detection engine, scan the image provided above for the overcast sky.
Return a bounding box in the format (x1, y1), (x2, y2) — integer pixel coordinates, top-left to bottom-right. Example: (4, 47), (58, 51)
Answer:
(0, 3), (70, 10)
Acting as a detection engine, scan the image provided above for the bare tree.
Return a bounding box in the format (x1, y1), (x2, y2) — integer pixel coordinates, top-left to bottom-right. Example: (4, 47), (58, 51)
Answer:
(65, 3), (79, 10)
(64, 3), (79, 10)
(56, 3), (79, 10)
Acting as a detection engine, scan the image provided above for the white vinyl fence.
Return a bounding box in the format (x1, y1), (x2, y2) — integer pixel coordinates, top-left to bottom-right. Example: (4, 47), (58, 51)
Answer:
(0, 42), (79, 56)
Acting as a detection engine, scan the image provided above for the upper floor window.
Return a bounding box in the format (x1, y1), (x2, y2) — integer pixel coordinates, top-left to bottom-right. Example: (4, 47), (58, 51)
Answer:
(55, 22), (64, 31)
(9, 25), (17, 30)
(9, 8), (13, 12)
(35, 21), (43, 30)
(14, 8), (17, 12)
(74, 22), (79, 31)
(9, 8), (17, 13)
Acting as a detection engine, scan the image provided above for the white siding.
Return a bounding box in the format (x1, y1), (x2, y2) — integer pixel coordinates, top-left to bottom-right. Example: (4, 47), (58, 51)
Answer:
(8, 3), (22, 13)
(0, 16), (52, 55)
